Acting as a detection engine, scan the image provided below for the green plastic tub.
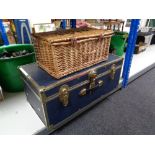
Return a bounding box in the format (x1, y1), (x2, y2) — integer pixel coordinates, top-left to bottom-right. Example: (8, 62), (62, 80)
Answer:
(110, 31), (128, 56)
(0, 44), (35, 92)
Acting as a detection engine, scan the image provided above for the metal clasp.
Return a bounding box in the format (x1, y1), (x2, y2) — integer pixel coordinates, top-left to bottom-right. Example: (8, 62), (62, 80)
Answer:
(88, 69), (97, 90)
(110, 64), (116, 80)
(59, 85), (69, 107)
(79, 70), (104, 96)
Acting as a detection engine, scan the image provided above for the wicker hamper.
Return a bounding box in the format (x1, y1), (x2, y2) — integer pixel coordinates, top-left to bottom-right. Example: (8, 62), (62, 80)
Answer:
(32, 28), (113, 79)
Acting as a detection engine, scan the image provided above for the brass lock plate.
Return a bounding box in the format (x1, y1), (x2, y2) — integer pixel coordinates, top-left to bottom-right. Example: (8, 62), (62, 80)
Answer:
(88, 69), (97, 90)
(79, 69), (104, 96)
(59, 85), (69, 107)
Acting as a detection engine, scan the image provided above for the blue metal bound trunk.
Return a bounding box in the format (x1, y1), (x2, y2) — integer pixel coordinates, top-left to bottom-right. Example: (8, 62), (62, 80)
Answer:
(19, 54), (123, 131)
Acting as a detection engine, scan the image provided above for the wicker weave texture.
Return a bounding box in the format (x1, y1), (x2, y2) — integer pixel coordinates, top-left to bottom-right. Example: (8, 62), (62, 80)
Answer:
(33, 28), (113, 79)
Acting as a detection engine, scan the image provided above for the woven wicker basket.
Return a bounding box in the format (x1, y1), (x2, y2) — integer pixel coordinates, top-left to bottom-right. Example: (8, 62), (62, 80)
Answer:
(32, 28), (113, 79)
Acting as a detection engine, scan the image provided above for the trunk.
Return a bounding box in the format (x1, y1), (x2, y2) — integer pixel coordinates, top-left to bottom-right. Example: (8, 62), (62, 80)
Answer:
(19, 54), (123, 131)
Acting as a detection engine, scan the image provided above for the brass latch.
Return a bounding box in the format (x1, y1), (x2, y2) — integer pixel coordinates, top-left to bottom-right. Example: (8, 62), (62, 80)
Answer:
(110, 64), (116, 80)
(79, 69), (104, 96)
(79, 79), (104, 96)
(59, 85), (69, 107)
(88, 69), (97, 90)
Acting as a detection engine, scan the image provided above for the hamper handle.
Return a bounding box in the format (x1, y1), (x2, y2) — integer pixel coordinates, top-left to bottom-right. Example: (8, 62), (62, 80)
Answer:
(74, 34), (105, 43)
(52, 36), (104, 46)
(75, 37), (101, 43)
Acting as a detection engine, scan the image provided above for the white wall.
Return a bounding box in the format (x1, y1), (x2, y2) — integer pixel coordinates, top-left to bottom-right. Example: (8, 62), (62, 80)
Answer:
(29, 19), (52, 28)
(123, 19), (148, 32)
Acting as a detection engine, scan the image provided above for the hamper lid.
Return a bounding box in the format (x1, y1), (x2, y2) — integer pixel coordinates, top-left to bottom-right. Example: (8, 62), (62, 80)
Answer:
(32, 28), (113, 43)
